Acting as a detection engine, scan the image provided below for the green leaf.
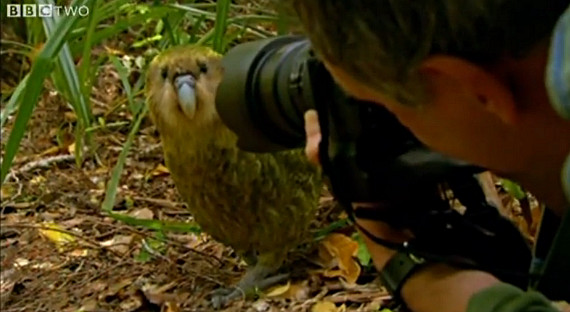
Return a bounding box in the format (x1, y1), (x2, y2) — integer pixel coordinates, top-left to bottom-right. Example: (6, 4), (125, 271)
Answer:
(501, 178), (526, 200)
(212, 0), (231, 53)
(109, 55), (137, 114)
(101, 104), (148, 212)
(352, 232), (372, 267)
(0, 74), (29, 128)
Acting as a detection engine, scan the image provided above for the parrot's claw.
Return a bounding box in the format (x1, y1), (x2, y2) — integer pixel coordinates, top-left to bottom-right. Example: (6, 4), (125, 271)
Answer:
(210, 287), (242, 309)
(209, 273), (290, 309)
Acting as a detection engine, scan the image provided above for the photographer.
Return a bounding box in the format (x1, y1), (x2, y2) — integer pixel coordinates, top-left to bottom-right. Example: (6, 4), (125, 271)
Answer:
(294, 1), (569, 312)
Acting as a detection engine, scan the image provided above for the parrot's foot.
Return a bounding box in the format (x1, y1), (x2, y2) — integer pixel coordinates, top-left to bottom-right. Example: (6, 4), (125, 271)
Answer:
(210, 273), (290, 309)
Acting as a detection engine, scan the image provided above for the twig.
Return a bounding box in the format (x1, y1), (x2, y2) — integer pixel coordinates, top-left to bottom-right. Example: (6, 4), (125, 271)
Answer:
(132, 196), (184, 209)
(7, 154), (75, 180)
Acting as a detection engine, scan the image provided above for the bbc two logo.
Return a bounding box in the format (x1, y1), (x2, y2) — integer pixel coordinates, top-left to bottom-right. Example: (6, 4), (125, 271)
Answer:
(6, 4), (90, 18)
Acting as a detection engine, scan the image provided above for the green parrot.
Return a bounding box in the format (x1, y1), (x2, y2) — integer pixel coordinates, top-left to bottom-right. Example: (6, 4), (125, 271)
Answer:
(145, 45), (322, 308)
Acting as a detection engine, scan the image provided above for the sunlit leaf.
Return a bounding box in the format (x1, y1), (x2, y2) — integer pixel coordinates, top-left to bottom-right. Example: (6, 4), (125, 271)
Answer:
(38, 222), (76, 250)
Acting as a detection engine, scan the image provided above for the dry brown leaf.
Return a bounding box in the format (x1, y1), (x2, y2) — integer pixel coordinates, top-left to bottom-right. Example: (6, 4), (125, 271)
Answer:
(99, 234), (134, 255)
(318, 233), (361, 285)
(99, 278), (133, 300)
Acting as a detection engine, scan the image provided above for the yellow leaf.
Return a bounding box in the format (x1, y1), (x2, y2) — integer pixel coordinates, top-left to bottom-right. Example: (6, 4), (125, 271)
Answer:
(319, 233), (361, 284)
(68, 142), (76, 154)
(152, 164), (170, 176)
(1, 183), (16, 199)
(30, 175), (46, 185)
(311, 301), (341, 312)
(38, 223), (75, 250)
(265, 281), (291, 297)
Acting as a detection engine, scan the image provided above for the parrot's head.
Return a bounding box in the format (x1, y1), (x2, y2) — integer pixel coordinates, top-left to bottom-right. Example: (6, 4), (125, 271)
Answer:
(146, 45), (223, 134)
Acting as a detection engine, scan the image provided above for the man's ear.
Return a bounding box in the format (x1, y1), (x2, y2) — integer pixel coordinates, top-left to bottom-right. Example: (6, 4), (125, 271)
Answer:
(419, 55), (519, 125)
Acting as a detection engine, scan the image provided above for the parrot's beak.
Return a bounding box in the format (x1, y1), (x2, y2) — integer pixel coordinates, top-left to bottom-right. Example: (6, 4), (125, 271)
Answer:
(175, 74), (197, 119)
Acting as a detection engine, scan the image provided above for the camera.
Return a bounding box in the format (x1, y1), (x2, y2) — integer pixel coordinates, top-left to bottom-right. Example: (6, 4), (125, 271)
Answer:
(215, 36), (483, 204)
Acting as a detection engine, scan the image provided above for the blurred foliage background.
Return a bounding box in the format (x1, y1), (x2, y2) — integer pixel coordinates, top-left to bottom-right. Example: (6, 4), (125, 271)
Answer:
(1, 0), (288, 213)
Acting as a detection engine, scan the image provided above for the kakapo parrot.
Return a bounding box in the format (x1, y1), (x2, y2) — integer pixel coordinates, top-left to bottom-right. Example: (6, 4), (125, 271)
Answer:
(145, 45), (322, 308)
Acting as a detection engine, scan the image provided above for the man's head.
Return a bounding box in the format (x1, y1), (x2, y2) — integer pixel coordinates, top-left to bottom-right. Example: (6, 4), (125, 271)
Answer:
(283, 0), (570, 210)
(283, 0), (567, 106)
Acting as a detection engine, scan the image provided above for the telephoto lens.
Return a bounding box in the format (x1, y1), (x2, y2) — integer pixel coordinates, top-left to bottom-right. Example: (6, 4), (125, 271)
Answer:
(215, 36), (318, 152)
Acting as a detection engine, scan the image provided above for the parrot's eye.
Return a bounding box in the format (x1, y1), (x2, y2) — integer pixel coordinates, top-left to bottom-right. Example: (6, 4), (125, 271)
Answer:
(197, 61), (208, 74)
(161, 67), (168, 80)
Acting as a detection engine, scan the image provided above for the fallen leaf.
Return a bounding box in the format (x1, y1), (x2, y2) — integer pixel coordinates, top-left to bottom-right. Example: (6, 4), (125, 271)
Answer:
(312, 301), (345, 312)
(318, 233), (361, 284)
(1, 184), (16, 199)
(64, 111), (77, 121)
(38, 222), (75, 250)
(152, 164), (170, 176)
(39, 146), (61, 156)
(14, 258), (29, 267)
(69, 249), (89, 257)
(99, 278), (133, 301)
(265, 281), (291, 297)
(99, 235), (135, 255)
(30, 175), (46, 185)
(265, 280), (310, 300)
(130, 208), (154, 219)
(67, 142), (76, 154)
